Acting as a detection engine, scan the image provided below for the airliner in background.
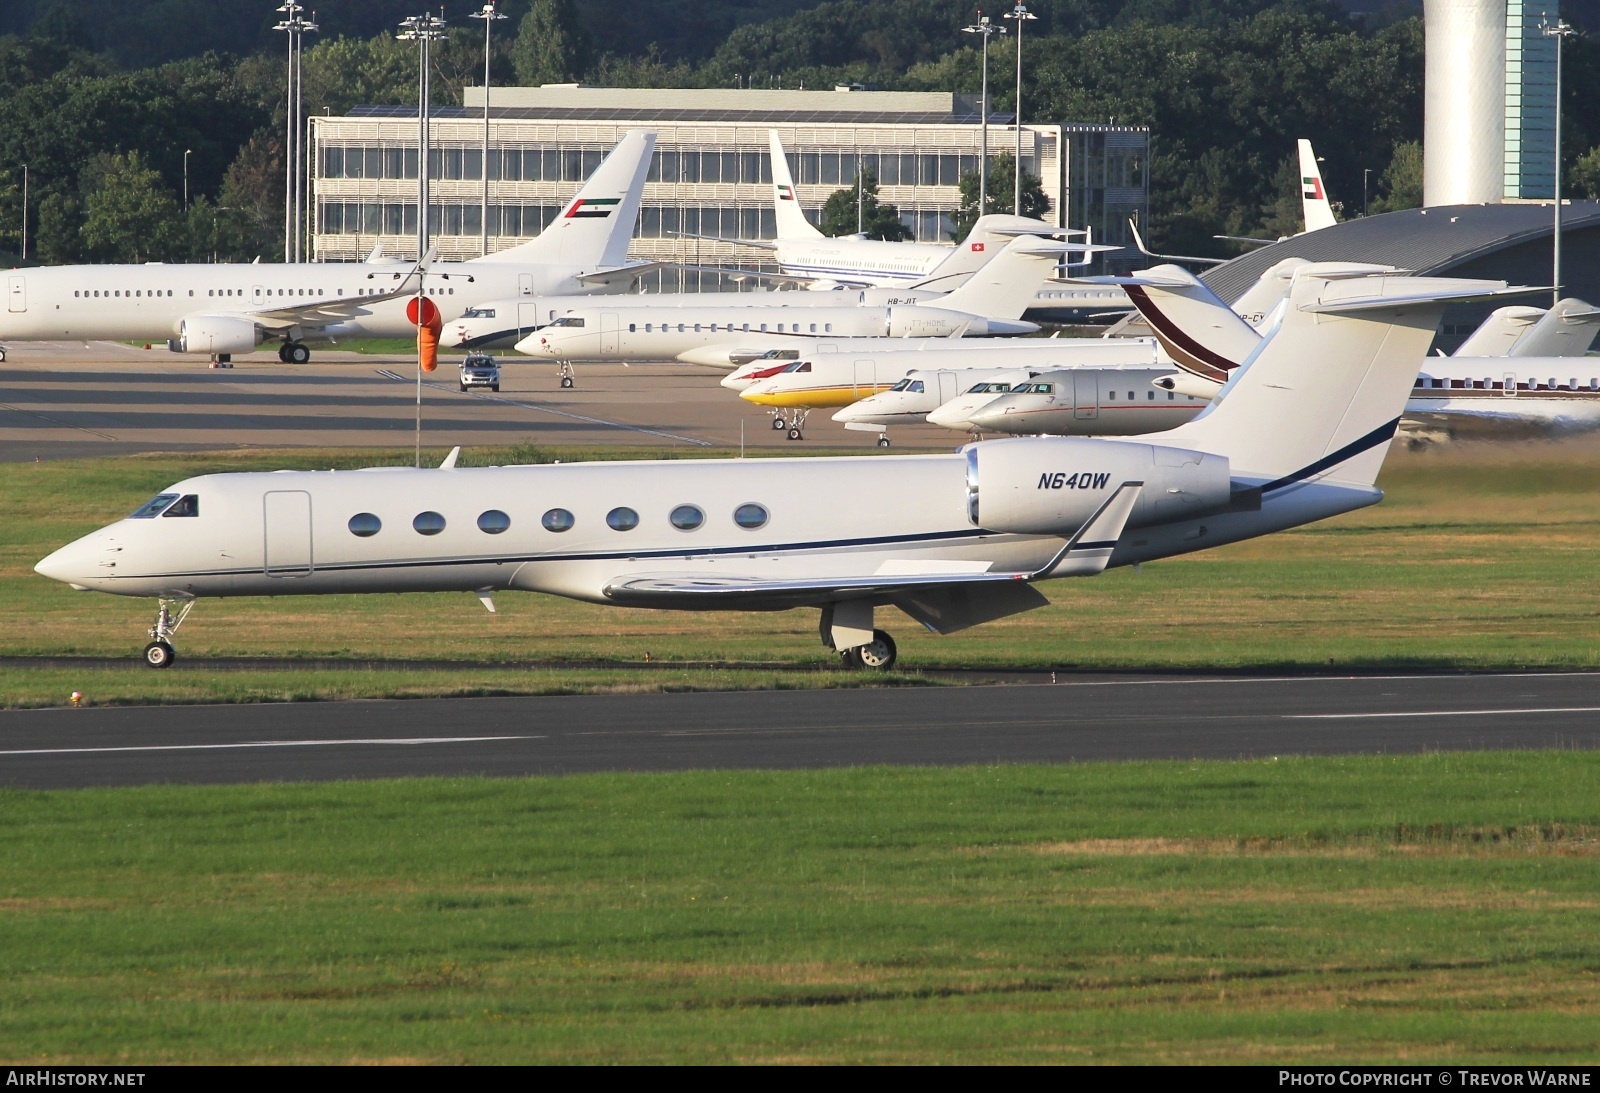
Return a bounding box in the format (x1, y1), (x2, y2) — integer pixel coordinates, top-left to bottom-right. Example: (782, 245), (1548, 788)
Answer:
(0, 131), (659, 365)
(36, 269), (1527, 671)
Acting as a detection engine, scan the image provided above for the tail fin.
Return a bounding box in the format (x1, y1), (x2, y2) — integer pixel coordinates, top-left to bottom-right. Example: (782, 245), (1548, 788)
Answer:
(1160, 273), (1521, 487)
(933, 238), (1067, 320)
(769, 130), (824, 240)
(1114, 265), (1264, 381)
(1453, 304), (1546, 356)
(1507, 298), (1600, 358)
(1229, 256), (1309, 329)
(472, 130), (656, 267)
(1297, 139), (1337, 233)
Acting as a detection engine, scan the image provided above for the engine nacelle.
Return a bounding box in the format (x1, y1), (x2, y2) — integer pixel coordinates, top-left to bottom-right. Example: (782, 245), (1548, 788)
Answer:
(965, 436), (1232, 534)
(887, 305), (985, 338)
(173, 315), (263, 355)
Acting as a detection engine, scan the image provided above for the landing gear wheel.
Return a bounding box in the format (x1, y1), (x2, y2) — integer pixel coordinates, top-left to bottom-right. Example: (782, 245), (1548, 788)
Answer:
(560, 376), (574, 389)
(877, 435), (892, 448)
(787, 427), (804, 441)
(558, 361), (576, 389)
(843, 630), (897, 671)
(287, 342), (311, 364)
(491, 384), (499, 392)
(771, 416), (786, 431)
(278, 342), (293, 363)
(0, 347), (8, 363)
(143, 640), (175, 669)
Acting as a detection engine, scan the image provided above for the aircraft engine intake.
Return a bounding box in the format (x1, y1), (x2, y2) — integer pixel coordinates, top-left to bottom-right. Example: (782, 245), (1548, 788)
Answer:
(965, 436), (1232, 534)
(175, 315), (263, 355)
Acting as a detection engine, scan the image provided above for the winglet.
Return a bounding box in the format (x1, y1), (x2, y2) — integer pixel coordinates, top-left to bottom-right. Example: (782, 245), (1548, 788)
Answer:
(1032, 481), (1143, 579)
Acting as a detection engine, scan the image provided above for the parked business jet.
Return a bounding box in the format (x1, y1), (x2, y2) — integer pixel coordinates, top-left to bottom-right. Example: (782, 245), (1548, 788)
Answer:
(514, 237), (1065, 378)
(0, 131), (658, 365)
(1450, 298), (1600, 358)
(740, 337), (1164, 442)
(1107, 264), (1600, 437)
(438, 217), (1105, 354)
(964, 367), (1206, 435)
(36, 270), (1523, 671)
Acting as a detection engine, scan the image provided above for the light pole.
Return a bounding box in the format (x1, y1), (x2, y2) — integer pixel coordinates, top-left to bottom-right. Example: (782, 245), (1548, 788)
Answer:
(183, 149), (192, 212)
(469, 2), (507, 258)
(399, 12), (447, 261)
(962, 13), (1005, 217)
(274, 2), (318, 264)
(19, 164), (26, 262)
(1363, 167), (1372, 216)
(1542, 14), (1576, 307)
(1004, 3), (1036, 217)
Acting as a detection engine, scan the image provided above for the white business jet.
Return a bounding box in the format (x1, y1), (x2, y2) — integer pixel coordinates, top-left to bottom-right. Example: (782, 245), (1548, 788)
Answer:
(37, 270), (1521, 671)
(0, 131), (658, 365)
(1099, 264), (1600, 437)
(513, 237), (1063, 377)
(740, 336), (1163, 443)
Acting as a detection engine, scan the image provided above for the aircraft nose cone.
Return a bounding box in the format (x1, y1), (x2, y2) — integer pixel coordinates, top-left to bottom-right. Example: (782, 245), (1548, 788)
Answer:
(721, 371), (757, 390)
(35, 540), (96, 587)
(925, 404), (971, 428)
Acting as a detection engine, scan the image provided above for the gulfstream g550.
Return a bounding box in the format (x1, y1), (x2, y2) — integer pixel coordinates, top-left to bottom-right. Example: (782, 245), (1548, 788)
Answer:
(36, 271), (1521, 670)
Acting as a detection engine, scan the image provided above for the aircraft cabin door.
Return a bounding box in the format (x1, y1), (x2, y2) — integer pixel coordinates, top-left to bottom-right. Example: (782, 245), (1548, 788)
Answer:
(854, 359), (875, 397)
(601, 313), (619, 354)
(518, 274), (534, 296)
(518, 301), (542, 343)
(262, 491), (313, 577)
(7, 275), (24, 313)
(1073, 372), (1099, 420)
(937, 371), (958, 403)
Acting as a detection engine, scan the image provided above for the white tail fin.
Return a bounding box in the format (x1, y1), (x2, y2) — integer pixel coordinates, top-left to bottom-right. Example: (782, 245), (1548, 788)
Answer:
(1508, 298), (1600, 357)
(934, 238), (1067, 320)
(769, 130), (824, 240)
(1297, 139), (1337, 233)
(1114, 264), (1265, 381)
(1160, 273), (1518, 487)
(910, 214), (1061, 290)
(1453, 304), (1546, 356)
(471, 130), (655, 267)
(1229, 257), (1309, 329)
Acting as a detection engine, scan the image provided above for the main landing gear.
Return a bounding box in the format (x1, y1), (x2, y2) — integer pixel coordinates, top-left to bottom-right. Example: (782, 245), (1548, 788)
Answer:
(769, 408), (811, 441)
(558, 361), (576, 389)
(876, 434), (892, 448)
(819, 602), (899, 671)
(278, 341), (311, 364)
(0, 346), (8, 363)
(142, 598), (194, 669)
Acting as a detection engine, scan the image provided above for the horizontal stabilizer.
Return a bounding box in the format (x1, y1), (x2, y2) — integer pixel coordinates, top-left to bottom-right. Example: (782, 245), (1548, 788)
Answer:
(1301, 284), (1542, 315)
(575, 261), (666, 287)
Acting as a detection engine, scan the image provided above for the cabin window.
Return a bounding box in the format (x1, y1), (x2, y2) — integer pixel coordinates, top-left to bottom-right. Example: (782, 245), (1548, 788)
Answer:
(161, 495), (199, 518)
(760, 323), (767, 332)
(541, 508), (575, 533)
(606, 507), (639, 532)
(1167, 391), (1175, 400)
(733, 503), (769, 530)
(669, 504), (705, 531)
(810, 323), (817, 332)
(128, 493), (180, 519)
(477, 510), (511, 534)
(412, 511), (446, 536)
(1147, 390), (1155, 401)
(825, 324), (832, 332)
(348, 513), (382, 537)
(1107, 390), (1116, 400)
(644, 323), (652, 332)
(628, 323), (636, 332)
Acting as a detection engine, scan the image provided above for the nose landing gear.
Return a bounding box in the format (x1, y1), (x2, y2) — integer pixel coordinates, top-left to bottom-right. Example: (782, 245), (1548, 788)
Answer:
(558, 361), (576, 389)
(769, 408), (810, 441)
(142, 598), (194, 669)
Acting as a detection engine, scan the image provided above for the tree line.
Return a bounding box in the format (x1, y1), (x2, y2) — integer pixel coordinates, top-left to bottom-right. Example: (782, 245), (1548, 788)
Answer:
(1, 0), (1598, 264)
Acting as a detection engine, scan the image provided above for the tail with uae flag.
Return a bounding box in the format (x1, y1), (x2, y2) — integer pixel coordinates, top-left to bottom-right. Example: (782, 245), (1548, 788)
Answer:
(1298, 139), (1338, 233)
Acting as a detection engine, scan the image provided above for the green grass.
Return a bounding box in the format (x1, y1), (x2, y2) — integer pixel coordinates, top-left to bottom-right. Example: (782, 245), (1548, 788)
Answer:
(6, 442), (1600, 706)
(2, 753), (1597, 1063)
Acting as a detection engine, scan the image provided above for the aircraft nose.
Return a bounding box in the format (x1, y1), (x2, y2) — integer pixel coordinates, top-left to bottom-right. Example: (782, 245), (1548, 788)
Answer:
(720, 371), (755, 390)
(965, 404), (1014, 431)
(35, 538), (100, 588)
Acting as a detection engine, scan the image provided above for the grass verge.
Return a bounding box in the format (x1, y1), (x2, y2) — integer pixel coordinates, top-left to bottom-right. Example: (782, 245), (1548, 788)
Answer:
(1, 753), (1597, 1063)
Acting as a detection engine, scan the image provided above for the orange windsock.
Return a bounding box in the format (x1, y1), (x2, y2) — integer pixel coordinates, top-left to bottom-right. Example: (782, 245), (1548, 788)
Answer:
(407, 296), (444, 373)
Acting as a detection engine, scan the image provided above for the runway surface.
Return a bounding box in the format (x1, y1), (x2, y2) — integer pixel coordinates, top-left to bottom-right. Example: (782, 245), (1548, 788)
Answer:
(0, 341), (956, 461)
(3, 671), (1597, 789)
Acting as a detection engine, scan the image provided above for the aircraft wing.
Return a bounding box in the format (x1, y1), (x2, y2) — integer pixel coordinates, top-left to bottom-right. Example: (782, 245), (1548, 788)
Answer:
(671, 231), (780, 252)
(575, 261), (667, 287)
(243, 263), (440, 331)
(602, 567), (1032, 606)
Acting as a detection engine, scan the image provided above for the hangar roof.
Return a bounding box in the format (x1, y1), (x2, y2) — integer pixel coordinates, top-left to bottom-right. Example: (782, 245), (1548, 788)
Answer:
(1200, 201), (1600, 303)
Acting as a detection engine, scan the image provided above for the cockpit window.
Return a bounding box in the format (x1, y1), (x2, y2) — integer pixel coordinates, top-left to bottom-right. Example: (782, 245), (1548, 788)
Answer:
(162, 494), (199, 518)
(889, 378), (913, 392)
(908, 380), (925, 393)
(462, 307), (495, 318)
(965, 382), (988, 393)
(549, 316), (585, 328)
(984, 383), (1013, 393)
(129, 493), (180, 519)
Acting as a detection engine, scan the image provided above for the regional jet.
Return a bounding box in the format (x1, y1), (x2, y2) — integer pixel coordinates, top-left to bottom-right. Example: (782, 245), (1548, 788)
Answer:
(0, 131), (658, 365)
(37, 270), (1524, 671)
